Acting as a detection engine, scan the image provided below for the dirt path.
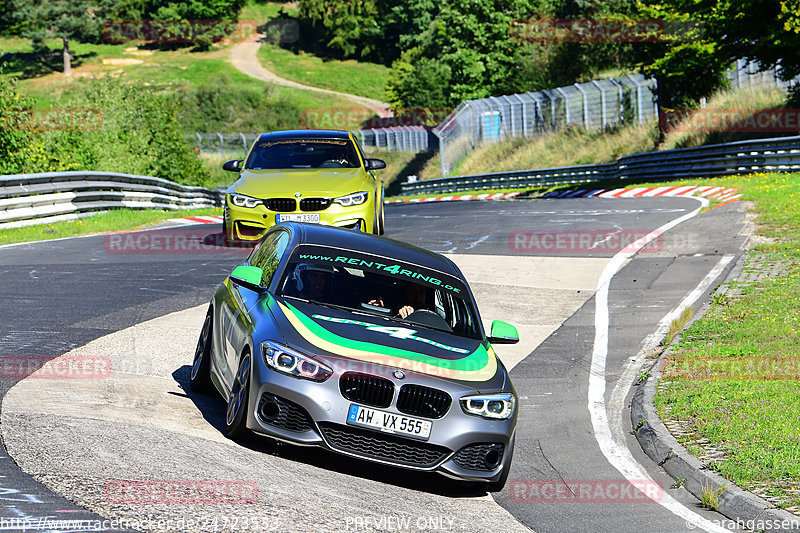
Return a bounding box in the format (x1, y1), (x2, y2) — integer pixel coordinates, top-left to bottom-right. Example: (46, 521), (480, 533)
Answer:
(229, 36), (392, 117)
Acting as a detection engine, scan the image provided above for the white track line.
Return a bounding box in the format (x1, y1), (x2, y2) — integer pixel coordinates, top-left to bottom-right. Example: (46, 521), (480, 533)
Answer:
(588, 196), (731, 532)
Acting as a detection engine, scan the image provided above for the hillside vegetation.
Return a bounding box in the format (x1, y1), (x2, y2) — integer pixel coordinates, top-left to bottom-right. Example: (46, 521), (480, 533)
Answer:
(449, 86), (789, 178)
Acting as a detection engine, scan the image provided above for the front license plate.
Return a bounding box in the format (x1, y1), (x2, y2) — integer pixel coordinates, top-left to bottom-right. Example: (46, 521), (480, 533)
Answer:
(276, 213), (320, 223)
(347, 404), (432, 440)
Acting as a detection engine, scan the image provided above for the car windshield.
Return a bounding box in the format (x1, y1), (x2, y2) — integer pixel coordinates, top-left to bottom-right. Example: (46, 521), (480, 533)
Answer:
(245, 138), (360, 169)
(277, 248), (482, 339)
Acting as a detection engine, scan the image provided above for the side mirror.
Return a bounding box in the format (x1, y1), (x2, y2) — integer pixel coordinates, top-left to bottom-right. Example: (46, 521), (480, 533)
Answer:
(487, 320), (519, 345)
(365, 158), (386, 170)
(230, 265), (265, 292)
(223, 160), (243, 172)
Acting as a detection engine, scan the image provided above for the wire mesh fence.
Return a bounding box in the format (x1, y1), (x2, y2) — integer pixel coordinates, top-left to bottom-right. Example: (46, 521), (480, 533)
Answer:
(432, 74), (658, 177)
(188, 128), (435, 157)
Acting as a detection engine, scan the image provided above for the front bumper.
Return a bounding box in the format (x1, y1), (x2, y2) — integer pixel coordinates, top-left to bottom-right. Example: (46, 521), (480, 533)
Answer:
(226, 196), (375, 241)
(245, 355), (516, 483)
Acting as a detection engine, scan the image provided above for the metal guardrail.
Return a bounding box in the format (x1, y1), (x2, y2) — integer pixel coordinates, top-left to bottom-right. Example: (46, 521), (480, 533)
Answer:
(401, 135), (800, 195)
(0, 171), (223, 229)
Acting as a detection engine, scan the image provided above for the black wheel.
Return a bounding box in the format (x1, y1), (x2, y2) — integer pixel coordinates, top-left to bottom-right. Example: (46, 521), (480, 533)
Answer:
(225, 351), (252, 441)
(189, 311), (214, 394)
(222, 206), (231, 245)
(375, 190), (385, 235)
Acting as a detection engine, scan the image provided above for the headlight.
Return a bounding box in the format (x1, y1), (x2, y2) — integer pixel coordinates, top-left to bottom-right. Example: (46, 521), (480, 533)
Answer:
(230, 193), (261, 208)
(261, 341), (332, 382)
(460, 393), (515, 420)
(333, 191), (368, 207)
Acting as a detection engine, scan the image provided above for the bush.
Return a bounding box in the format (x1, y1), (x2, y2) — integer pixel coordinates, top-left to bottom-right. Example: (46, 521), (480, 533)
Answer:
(177, 73), (302, 133)
(0, 76), (211, 186)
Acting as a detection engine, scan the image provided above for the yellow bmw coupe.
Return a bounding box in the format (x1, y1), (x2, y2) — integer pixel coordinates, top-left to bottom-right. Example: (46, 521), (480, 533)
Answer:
(222, 130), (386, 242)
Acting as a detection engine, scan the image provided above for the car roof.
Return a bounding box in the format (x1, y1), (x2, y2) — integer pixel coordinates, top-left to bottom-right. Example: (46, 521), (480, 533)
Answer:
(256, 130), (351, 142)
(283, 223), (463, 278)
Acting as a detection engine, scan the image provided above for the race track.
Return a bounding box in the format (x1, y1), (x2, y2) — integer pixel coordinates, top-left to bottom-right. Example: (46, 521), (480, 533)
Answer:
(0, 197), (749, 532)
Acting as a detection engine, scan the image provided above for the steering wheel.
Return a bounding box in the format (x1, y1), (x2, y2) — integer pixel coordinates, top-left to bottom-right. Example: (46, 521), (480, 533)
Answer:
(319, 159), (347, 168)
(404, 309), (452, 332)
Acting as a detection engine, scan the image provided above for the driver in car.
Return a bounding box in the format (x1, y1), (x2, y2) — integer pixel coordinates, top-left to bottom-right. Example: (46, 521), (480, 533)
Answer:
(369, 283), (428, 319)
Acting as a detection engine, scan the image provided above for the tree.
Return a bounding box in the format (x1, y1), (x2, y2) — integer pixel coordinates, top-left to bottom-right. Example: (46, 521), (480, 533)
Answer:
(11, 0), (113, 75)
(634, 0), (800, 107)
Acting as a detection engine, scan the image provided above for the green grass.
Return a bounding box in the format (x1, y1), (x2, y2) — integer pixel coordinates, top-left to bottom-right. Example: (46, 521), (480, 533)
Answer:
(240, 0), (299, 23)
(651, 172), (800, 509)
(1, 36), (359, 125)
(0, 208), (223, 246)
(257, 43), (390, 102)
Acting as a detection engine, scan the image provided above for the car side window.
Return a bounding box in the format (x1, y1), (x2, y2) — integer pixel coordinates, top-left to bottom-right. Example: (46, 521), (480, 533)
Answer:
(250, 231), (290, 287)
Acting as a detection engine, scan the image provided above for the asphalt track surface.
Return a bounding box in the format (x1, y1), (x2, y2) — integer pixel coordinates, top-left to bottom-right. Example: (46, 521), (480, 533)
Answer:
(0, 197), (749, 532)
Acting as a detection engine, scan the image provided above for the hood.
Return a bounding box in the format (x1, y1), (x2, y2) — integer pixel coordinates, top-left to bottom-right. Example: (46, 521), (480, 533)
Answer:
(231, 168), (368, 198)
(271, 298), (499, 384)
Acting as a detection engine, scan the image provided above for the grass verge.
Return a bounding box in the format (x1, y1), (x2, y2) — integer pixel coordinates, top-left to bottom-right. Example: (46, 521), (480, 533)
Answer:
(0, 208), (222, 246)
(257, 43), (390, 103)
(649, 172), (800, 511)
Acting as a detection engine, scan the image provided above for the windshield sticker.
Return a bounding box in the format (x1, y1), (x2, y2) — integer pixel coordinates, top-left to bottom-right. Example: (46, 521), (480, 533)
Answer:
(297, 251), (463, 294)
(258, 139), (348, 148)
(312, 314), (469, 354)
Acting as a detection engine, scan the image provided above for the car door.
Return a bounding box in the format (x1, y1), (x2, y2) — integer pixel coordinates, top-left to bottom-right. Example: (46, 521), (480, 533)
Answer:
(219, 230), (290, 392)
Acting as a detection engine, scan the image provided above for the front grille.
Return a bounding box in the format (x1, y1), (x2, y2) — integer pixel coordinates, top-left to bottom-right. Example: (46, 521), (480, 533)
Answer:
(265, 198), (296, 212)
(319, 422), (450, 468)
(257, 393), (314, 433)
(300, 198), (332, 212)
(339, 373), (394, 408)
(397, 385), (451, 419)
(452, 443), (505, 471)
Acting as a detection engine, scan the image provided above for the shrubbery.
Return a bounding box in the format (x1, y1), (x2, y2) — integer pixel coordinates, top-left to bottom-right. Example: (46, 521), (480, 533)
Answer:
(0, 75), (211, 186)
(177, 73), (302, 133)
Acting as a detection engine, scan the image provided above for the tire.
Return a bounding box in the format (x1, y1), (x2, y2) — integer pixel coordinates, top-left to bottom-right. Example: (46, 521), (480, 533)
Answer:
(222, 206), (231, 245)
(374, 190), (385, 235)
(225, 350), (252, 441)
(189, 311), (214, 394)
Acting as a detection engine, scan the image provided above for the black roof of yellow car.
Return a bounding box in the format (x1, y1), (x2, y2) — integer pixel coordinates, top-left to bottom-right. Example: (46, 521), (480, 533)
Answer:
(257, 130), (351, 141)
(280, 222), (463, 278)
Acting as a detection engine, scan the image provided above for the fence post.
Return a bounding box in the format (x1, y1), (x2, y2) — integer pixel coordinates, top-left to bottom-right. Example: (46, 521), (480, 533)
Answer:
(574, 83), (589, 129)
(591, 81), (607, 129)
(555, 88), (570, 126)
